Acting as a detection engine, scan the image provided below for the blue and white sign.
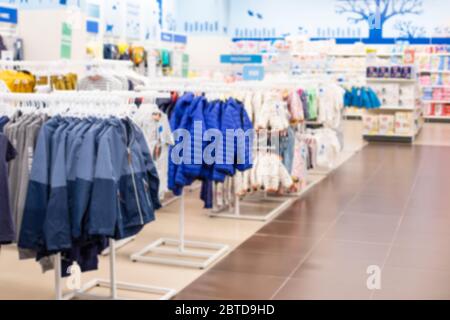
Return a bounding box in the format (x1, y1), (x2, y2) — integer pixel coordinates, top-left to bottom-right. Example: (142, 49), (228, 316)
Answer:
(161, 31), (187, 44)
(0, 6), (18, 24)
(220, 54), (263, 64)
(243, 65), (265, 81)
(86, 20), (99, 34)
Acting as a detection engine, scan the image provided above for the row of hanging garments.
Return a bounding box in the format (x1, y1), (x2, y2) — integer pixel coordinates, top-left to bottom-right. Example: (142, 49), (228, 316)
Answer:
(160, 92), (254, 209)
(0, 95), (161, 277)
(0, 62), (150, 93)
(0, 70), (36, 93)
(78, 66), (148, 91)
(238, 83), (344, 131)
(344, 86), (381, 109)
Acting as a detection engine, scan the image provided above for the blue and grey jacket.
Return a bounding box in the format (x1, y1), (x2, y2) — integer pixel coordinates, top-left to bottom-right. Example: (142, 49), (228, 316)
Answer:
(19, 117), (161, 256)
(87, 118), (161, 240)
(18, 117), (61, 252)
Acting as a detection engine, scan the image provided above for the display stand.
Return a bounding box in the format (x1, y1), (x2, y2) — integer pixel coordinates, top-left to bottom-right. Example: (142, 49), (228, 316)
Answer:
(101, 237), (136, 256)
(208, 174), (322, 222)
(130, 193), (230, 269)
(54, 240), (177, 300)
(363, 78), (423, 143)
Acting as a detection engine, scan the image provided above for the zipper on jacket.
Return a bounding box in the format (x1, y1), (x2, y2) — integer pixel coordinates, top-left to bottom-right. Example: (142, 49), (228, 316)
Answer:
(142, 178), (152, 209)
(128, 147), (144, 225)
(117, 190), (123, 220)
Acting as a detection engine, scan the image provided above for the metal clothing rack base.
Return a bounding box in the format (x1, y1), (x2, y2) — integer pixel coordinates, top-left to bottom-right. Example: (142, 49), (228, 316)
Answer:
(101, 237), (136, 256)
(208, 175), (324, 222)
(130, 193), (230, 269)
(55, 240), (177, 300)
(208, 194), (296, 222)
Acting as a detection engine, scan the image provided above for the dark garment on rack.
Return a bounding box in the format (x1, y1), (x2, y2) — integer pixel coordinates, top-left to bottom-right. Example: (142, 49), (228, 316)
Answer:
(156, 95), (178, 119)
(103, 44), (119, 60)
(18, 116), (160, 276)
(13, 39), (24, 61)
(0, 35), (7, 52)
(299, 91), (310, 120)
(280, 126), (295, 174)
(200, 180), (213, 209)
(0, 133), (17, 244)
(0, 116), (9, 133)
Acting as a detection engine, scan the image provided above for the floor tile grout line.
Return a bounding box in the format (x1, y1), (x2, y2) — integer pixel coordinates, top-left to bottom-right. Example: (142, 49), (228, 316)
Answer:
(369, 147), (423, 300)
(269, 158), (386, 300)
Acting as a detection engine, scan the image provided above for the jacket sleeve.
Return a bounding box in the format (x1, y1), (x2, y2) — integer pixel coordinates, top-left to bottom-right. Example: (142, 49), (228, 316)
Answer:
(18, 126), (51, 252)
(43, 133), (72, 251)
(135, 125), (162, 210)
(87, 135), (118, 237)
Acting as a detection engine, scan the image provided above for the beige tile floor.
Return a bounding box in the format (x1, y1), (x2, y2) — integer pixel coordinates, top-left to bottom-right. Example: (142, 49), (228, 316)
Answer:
(0, 120), (447, 300)
(415, 122), (450, 146)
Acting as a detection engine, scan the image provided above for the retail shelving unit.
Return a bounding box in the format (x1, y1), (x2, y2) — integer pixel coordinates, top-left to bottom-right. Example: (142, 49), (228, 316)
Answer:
(417, 51), (450, 121)
(363, 78), (423, 143)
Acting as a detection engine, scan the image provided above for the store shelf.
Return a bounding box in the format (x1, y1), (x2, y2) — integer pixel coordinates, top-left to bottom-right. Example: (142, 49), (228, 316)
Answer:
(420, 85), (450, 89)
(425, 115), (450, 122)
(328, 52), (403, 57)
(327, 69), (366, 73)
(422, 100), (450, 104)
(416, 53), (450, 57)
(419, 70), (450, 74)
(367, 78), (416, 83)
(372, 106), (417, 111)
(363, 133), (415, 143)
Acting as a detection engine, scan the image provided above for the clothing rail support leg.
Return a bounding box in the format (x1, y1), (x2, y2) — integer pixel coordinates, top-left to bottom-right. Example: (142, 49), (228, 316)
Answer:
(179, 193), (185, 253)
(55, 253), (62, 300)
(109, 239), (118, 299)
(235, 195), (240, 217)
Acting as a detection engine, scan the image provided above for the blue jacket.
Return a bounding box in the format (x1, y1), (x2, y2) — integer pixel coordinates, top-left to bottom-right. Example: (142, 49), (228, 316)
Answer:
(87, 118), (160, 240)
(168, 95), (254, 195)
(18, 117), (61, 252)
(168, 93), (195, 196)
(175, 96), (206, 186)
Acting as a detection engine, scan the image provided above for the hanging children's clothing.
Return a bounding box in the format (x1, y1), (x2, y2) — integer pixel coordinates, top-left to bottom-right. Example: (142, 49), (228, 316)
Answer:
(168, 93), (254, 207)
(3, 112), (48, 242)
(254, 91), (290, 131)
(249, 151), (293, 193)
(133, 102), (174, 200)
(78, 74), (125, 91)
(0, 70), (36, 93)
(344, 86), (381, 109)
(317, 83), (345, 129)
(0, 133), (17, 245)
(312, 128), (342, 169)
(16, 115), (161, 275)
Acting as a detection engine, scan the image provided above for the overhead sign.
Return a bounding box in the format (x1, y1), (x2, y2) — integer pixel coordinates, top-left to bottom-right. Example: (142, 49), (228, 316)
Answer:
(243, 65), (265, 81)
(161, 32), (188, 44)
(220, 54), (263, 64)
(0, 6), (18, 24)
(86, 20), (99, 34)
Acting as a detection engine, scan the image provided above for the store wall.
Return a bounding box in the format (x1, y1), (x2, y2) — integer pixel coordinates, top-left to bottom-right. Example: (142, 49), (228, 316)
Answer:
(17, 9), (87, 60)
(171, 0), (229, 35)
(228, 0), (450, 39)
(165, 0), (450, 41)
(184, 35), (232, 72)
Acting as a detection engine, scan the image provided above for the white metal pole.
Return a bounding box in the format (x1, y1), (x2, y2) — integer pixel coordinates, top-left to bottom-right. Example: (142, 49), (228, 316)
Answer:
(179, 193), (185, 253)
(109, 239), (118, 299)
(235, 195), (241, 217)
(54, 253), (62, 300)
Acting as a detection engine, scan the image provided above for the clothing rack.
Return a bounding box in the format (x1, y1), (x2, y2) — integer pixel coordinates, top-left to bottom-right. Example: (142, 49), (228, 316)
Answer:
(0, 59), (133, 70)
(0, 92), (177, 300)
(131, 83), (237, 269)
